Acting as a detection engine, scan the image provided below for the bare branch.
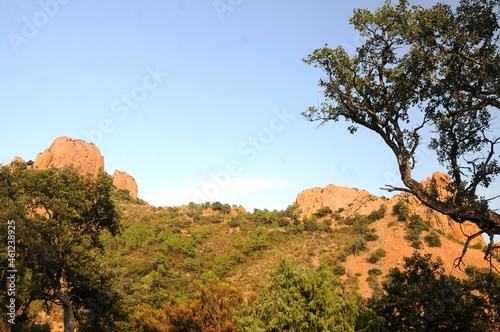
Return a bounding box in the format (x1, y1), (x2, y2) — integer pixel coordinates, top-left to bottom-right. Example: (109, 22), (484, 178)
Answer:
(380, 185), (411, 192)
(453, 229), (484, 270)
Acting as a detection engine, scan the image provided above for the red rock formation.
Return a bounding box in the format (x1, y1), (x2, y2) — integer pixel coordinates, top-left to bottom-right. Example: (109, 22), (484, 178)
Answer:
(295, 173), (484, 245)
(295, 184), (386, 217)
(33, 136), (104, 178)
(398, 172), (484, 245)
(12, 156), (25, 163)
(113, 170), (138, 199)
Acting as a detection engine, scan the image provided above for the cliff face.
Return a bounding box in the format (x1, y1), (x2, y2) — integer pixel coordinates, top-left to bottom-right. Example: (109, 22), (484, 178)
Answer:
(33, 136), (105, 178)
(113, 170), (139, 199)
(30, 136), (138, 199)
(295, 172), (484, 245)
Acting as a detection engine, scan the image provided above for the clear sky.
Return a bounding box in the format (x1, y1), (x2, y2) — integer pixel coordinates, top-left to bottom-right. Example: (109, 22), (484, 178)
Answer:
(1, 0), (498, 212)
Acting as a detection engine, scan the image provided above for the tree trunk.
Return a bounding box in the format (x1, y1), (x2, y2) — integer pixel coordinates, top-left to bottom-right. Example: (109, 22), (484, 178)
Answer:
(56, 292), (77, 332)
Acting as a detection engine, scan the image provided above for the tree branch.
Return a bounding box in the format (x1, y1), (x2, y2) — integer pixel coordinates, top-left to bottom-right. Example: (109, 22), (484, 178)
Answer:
(453, 229), (484, 270)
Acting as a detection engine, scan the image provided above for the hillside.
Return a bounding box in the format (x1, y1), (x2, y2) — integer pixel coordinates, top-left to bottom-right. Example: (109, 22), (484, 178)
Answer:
(104, 183), (491, 304)
(4, 136), (498, 331)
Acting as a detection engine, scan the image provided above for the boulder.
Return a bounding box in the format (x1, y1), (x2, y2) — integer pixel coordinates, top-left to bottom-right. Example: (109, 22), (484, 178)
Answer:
(33, 136), (104, 178)
(113, 170), (139, 199)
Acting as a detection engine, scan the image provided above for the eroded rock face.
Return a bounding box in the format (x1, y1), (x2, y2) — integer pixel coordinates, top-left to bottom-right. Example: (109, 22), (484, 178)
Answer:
(33, 136), (105, 178)
(295, 173), (484, 245)
(401, 172), (484, 245)
(113, 170), (138, 199)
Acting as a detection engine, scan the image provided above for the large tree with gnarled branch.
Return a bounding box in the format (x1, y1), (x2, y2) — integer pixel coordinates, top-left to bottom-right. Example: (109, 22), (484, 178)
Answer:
(303, 0), (500, 267)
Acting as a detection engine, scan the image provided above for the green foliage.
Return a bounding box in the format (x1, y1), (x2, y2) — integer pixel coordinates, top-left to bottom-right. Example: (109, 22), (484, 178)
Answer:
(392, 201), (410, 221)
(367, 204), (386, 222)
(332, 263), (346, 276)
(366, 269), (383, 295)
(183, 256), (202, 272)
(424, 230), (442, 247)
(303, 0), (500, 257)
(314, 206), (333, 218)
(0, 164), (123, 331)
(304, 215), (319, 231)
(367, 248), (387, 263)
(246, 256), (358, 331)
(163, 277), (243, 332)
(406, 214), (431, 248)
(364, 252), (500, 331)
(344, 213), (379, 243)
(243, 226), (269, 255)
(368, 268), (382, 277)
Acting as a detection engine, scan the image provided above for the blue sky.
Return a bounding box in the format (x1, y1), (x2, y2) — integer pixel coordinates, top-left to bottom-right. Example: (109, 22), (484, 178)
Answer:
(1, 0), (498, 212)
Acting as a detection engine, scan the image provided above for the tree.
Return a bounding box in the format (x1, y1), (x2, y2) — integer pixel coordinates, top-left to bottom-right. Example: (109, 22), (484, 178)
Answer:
(303, 0), (500, 266)
(246, 256), (358, 331)
(361, 252), (500, 331)
(164, 276), (243, 332)
(0, 162), (121, 332)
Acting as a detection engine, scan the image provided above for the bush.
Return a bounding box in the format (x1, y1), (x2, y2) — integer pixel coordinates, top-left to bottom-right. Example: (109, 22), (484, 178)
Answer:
(367, 248), (386, 263)
(314, 206), (333, 218)
(407, 214), (431, 248)
(392, 201), (409, 221)
(304, 215), (319, 231)
(368, 268), (382, 276)
(332, 264), (346, 276)
(364, 231), (379, 241)
(347, 238), (368, 255)
(183, 256), (202, 271)
(411, 239), (423, 249)
(229, 217), (240, 228)
(367, 204), (386, 222)
(424, 230), (442, 247)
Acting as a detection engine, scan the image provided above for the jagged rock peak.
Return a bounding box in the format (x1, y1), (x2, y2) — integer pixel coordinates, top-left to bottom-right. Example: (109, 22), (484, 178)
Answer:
(33, 136), (105, 178)
(113, 170), (139, 199)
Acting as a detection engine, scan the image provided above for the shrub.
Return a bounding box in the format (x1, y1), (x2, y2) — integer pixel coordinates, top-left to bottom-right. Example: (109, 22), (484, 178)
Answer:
(347, 238), (368, 255)
(211, 201), (223, 211)
(367, 248), (386, 263)
(229, 218), (240, 228)
(407, 214), (431, 248)
(392, 201), (410, 221)
(364, 231), (379, 242)
(367, 204), (386, 222)
(183, 256), (202, 271)
(368, 268), (382, 276)
(408, 214), (431, 232)
(304, 215), (319, 231)
(314, 206), (333, 218)
(424, 230), (442, 247)
(332, 264), (346, 276)
(411, 239), (423, 249)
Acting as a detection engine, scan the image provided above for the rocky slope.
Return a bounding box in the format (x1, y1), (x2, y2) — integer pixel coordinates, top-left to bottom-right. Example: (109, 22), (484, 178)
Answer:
(28, 136), (138, 199)
(294, 173), (489, 296)
(295, 172), (484, 246)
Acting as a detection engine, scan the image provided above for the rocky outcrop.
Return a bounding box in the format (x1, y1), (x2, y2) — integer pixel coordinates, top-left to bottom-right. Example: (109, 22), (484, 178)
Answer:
(29, 136), (139, 199)
(33, 136), (104, 178)
(295, 173), (484, 245)
(295, 184), (386, 217)
(396, 172), (484, 245)
(113, 170), (138, 199)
